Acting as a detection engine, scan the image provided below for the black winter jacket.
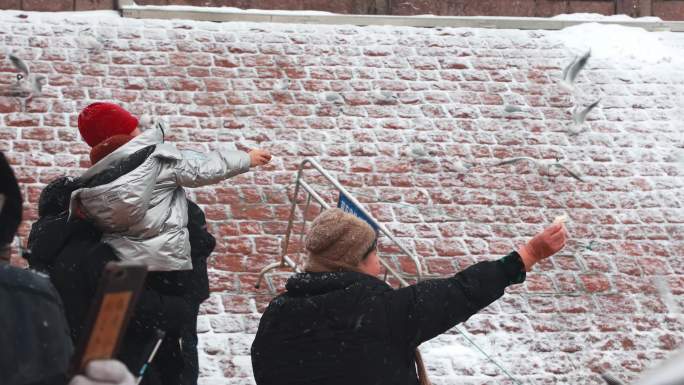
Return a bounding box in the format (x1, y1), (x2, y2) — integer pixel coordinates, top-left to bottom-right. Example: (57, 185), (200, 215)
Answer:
(251, 253), (526, 385)
(0, 152), (22, 246)
(0, 263), (73, 385)
(27, 213), (195, 380)
(144, 200), (216, 385)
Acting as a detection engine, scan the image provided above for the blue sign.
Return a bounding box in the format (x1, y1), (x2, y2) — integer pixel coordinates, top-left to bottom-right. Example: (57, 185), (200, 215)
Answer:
(337, 192), (379, 233)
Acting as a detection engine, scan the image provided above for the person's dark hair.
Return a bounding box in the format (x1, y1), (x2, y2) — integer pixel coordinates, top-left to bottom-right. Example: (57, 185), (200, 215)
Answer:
(0, 152), (22, 246)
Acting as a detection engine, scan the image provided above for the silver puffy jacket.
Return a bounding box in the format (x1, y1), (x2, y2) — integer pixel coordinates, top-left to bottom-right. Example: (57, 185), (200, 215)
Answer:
(69, 122), (251, 271)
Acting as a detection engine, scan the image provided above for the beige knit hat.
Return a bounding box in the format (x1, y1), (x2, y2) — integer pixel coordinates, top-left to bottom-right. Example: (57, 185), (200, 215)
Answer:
(304, 208), (377, 273)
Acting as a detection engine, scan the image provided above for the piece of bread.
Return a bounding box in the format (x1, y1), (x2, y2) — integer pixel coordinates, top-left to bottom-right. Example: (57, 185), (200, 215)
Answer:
(553, 214), (568, 224)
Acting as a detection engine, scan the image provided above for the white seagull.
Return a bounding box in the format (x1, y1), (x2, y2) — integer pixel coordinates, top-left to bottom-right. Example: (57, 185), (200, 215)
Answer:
(561, 50), (591, 87)
(490, 157), (585, 182)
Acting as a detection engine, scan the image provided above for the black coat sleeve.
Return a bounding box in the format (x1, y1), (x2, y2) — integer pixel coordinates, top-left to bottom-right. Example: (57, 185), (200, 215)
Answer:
(385, 252), (526, 347)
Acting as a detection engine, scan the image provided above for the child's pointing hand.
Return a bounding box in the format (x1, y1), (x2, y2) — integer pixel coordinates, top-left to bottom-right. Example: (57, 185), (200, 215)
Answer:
(249, 149), (272, 167)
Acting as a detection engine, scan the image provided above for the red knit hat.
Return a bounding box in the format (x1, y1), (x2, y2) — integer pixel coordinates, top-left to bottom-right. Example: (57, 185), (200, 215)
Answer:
(89, 135), (134, 165)
(78, 102), (138, 147)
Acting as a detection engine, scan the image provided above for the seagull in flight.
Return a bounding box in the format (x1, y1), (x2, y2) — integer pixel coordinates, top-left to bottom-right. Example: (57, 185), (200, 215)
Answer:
(572, 99), (601, 126)
(561, 50), (591, 87)
(9, 54), (29, 75)
(600, 373), (624, 385)
(3, 54), (46, 99)
(490, 157), (585, 182)
(567, 98), (601, 136)
(504, 105), (524, 113)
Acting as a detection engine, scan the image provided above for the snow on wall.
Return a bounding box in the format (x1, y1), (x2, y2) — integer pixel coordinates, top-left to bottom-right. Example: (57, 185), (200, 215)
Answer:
(556, 23), (683, 64)
(0, 10), (683, 385)
(551, 13), (663, 22)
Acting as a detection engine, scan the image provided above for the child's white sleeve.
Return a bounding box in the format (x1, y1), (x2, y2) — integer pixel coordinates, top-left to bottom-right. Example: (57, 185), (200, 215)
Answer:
(173, 149), (251, 188)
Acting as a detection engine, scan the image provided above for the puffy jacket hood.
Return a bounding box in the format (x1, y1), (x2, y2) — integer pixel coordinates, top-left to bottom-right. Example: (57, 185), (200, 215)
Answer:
(79, 122), (179, 183)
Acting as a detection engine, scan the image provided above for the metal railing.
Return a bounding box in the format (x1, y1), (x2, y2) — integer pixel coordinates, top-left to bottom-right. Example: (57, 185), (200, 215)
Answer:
(255, 157), (425, 290)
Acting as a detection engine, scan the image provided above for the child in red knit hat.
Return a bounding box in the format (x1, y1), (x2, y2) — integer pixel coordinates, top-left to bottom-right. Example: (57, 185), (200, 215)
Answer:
(71, 102), (271, 271)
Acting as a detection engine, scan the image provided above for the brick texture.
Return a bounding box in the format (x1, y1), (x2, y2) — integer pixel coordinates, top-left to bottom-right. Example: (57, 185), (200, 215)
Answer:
(1, 10), (683, 385)
(391, 0), (446, 15)
(569, 0), (615, 15)
(462, 0), (537, 17)
(21, 0), (74, 11)
(75, 0), (114, 11)
(654, 0), (684, 20)
(0, 0), (20, 10)
(535, 0), (570, 17)
(616, 0), (640, 17)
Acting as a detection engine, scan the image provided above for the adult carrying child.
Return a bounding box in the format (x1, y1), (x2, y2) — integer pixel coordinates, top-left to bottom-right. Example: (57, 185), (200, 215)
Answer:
(70, 102), (271, 271)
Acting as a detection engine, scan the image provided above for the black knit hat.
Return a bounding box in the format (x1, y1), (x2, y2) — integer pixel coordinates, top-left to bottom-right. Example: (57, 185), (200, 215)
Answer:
(0, 152), (22, 245)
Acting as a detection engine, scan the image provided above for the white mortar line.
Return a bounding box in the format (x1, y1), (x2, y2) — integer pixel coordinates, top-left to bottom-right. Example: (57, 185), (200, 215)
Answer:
(117, 0), (684, 32)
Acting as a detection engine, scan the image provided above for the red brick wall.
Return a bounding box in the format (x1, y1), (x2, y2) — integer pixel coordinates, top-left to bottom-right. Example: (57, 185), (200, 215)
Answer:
(1, 10), (682, 385)
(0, 0), (114, 11)
(2, 0), (684, 20)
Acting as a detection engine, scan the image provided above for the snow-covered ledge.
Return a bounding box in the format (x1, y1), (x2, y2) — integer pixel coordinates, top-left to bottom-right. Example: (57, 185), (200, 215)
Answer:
(117, 0), (684, 31)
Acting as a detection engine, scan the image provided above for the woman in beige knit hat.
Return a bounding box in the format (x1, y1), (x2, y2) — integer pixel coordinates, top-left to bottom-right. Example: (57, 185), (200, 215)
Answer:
(251, 208), (567, 385)
(302, 207), (382, 275)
